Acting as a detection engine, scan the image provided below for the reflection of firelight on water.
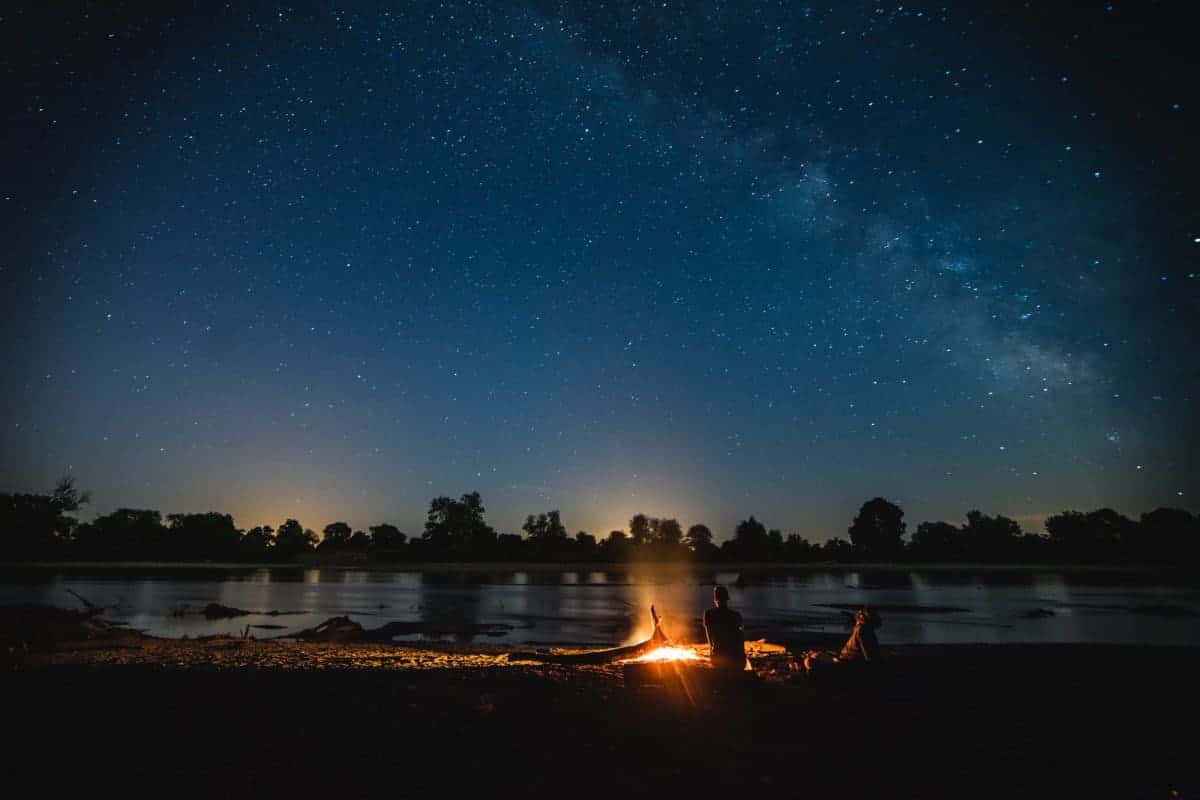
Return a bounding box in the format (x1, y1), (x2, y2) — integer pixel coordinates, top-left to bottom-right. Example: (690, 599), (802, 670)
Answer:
(628, 646), (702, 663)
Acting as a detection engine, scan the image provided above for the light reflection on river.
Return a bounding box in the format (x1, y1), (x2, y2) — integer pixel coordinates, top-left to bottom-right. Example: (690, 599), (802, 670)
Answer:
(2, 566), (1197, 646)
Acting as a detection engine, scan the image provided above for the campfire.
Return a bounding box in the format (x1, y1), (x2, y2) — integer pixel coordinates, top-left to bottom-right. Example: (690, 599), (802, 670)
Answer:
(617, 608), (709, 701)
(624, 645), (703, 664)
(621, 636), (708, 699)
(616, 607), (706, 665)
(505, 604), (717, 699)
(505, 605), (708, 671)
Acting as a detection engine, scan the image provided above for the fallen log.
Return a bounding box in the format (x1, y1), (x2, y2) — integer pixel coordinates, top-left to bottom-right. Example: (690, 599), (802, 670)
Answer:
(283, 616), (516, 642)
(0, 604), (124, 653)
(66, 589), (119, 618)
(202, 603), (252, 620)
(290, 615), (366, 641)
(505, 605), (671, 665)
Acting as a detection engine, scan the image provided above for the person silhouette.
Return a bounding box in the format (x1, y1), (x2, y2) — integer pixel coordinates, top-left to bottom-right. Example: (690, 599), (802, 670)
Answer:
(703, 584), (746, 673)
(838, 607), (882, 662)
(801, 606), (884, 676)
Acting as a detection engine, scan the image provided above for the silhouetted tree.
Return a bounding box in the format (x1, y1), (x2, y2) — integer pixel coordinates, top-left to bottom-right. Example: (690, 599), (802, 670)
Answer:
(962, 510), (1023, 562)
(909, 520), (962, 561)
(685, 523), (720, 560)
(629, 514), (651, 547)
(640, 517), (687, 559)
(241, 525), (275, 560)
(723, 516), (771, 561)
(821, 536), (855, 562)
(848, 498), (906, 560)
(369, 523), (407, 549)
(768, 528), (784, 559)
(274, 518), (318, 560)
(495, 532), (525, 560)
(57, 476), (88, 504)
(1045, 508), (1131, 562)
(5, 474), (1189, 566)
(655, 518), (684, 547)
(1088, 508), (1135, 559)
(0, 475), (89, 560)
(782, 533), (817, 562)
(1044, 511), (1088, 558)
(73, 508), (166, 560)
(685, 523), (713, 549)
(574, 530), (597, 560)
(1136, 508), (1198, 563)
(320, 521), (352, 551)
(423, 492), (496, 558)
(1093, 509), (1133, 558)
(599, 529), (632, 561)
(1014, 530), (1051, 562)
(521, 510), (569, 560)
(523, 510), (568, 542)
(166, 512), (243, 561)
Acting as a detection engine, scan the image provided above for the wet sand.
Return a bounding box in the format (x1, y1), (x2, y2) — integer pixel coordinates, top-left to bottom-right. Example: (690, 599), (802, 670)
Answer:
(4, 607), (1197, 798)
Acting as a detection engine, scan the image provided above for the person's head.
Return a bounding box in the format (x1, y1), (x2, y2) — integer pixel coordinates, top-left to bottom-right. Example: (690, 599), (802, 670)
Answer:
(713, 584), (730, 608)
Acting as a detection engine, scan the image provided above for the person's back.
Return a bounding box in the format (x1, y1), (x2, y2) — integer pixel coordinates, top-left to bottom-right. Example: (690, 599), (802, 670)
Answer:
(704, 585), (745, 672)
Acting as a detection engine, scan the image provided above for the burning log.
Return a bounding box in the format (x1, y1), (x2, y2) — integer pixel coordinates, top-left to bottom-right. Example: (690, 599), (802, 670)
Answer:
(506, 605), (672, 665)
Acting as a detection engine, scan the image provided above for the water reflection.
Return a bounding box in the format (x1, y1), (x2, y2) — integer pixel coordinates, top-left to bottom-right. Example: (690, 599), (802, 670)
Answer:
(412, 571), (487, 643)
(1, 566), (1196, 646)
(845, 570), (916, 590)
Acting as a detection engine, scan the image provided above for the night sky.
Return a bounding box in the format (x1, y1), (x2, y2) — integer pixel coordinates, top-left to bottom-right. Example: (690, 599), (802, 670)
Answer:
(3, 1), (1197, 542)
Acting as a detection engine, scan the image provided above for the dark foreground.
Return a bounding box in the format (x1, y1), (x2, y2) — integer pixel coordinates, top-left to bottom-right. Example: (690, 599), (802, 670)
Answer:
(5, 611), (1197, 799)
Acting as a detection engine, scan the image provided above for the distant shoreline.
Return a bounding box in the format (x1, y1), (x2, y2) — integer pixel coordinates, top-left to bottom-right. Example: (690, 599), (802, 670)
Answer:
(2, 559), (1195, 575)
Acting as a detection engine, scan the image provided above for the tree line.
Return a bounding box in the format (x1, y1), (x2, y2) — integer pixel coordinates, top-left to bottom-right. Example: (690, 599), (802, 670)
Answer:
(1, 479), (1196, 565)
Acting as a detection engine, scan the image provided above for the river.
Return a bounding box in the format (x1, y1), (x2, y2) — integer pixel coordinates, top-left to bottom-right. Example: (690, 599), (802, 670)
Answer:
(2, 564), (1197, 646)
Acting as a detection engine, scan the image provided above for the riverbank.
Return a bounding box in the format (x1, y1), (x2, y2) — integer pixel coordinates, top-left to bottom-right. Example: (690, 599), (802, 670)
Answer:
(4, 606), (1196, 798)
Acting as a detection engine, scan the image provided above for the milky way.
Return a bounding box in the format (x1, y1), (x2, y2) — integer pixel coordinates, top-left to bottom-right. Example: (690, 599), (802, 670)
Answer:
(2, 1), (1196, 540)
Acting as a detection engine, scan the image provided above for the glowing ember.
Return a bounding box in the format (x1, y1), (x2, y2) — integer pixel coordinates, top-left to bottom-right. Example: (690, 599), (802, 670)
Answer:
(629, 646), (702, 663)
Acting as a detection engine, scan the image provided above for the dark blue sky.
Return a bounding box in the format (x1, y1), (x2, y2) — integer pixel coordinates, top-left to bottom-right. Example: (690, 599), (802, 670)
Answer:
(3, 1), (1197, 541)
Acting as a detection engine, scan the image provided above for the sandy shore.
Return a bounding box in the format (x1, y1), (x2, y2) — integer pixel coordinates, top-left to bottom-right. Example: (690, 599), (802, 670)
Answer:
(4, 606), (1197, 798)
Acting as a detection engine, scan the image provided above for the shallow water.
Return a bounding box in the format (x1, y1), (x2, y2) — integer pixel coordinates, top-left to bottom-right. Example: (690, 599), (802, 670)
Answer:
(2, 565), (1197, 646)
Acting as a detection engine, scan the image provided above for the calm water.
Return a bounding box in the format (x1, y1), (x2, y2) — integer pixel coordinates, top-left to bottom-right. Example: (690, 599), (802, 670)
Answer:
(3, 565), (1198, 647)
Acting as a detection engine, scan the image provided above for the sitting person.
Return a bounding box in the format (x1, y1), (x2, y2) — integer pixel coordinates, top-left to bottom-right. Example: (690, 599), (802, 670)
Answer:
(703, 584), (747, 673)
(801, 607), (883, 675)
(838, 607), (883, 662)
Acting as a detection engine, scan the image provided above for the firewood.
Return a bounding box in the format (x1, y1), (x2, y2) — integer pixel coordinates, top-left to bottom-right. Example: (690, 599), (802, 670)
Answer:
(506, 605), (670, 664)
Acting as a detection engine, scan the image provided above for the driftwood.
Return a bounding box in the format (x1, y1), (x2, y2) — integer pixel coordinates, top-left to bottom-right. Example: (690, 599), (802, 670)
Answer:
(290, 616), (366, 641)
(287, 605), (672, 657)
(66, 589), (115, 618)
(203, 603), (252, 620)
(172, 603), (305, 619)
(0, 604), (120, 652)
(505, 606), (670, 665)
(284, 616), (515, 642)
(66, 589), (100, 615)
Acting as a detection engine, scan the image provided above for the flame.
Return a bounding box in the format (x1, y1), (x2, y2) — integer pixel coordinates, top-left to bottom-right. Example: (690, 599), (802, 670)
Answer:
(630, 646), (702, 663)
